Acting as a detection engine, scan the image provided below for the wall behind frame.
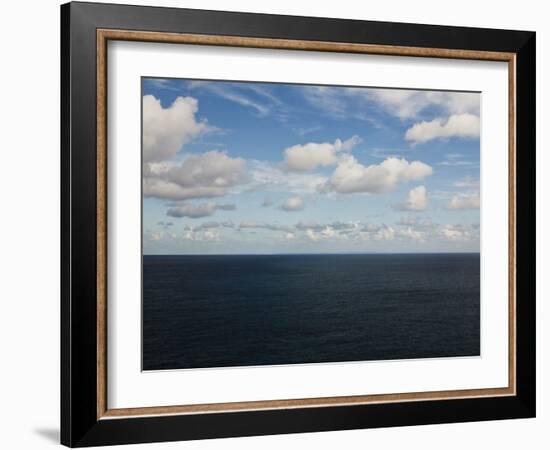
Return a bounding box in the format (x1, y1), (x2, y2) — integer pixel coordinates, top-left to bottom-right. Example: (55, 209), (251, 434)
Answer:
(0, 0), (546, 449)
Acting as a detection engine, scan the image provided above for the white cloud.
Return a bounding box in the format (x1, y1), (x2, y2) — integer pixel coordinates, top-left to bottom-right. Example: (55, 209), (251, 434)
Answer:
(368, 89), (421, 119)
(143, 179), (226, 201)
(144, 151), (247, 201)
(440, 224), (473, 241)
(295, 221), (329, 232)
(288, 219), (476, 244)
(396, 227), (425, 241)
(297, 221), (359, 242)
(302, 86), (479, 121)
(164, 217), (477, 248)
(304, 227), (343, 241)
(145, 228), (220, 243)
(395, 220), (477, 243)
(306, 229), (320, 241)
(321, 227), (336, 239)
(374, 225), (396, 241)
(148, 231), (177, 242)
(323, 156), (433, 194)
(281, 196), (305, 211)
(166, 202), (237, 219)
(394, 185), (428, 211)
(301, 86), (347, 117)
(166, 152), (246, 189)
(370, 90), (479, 119)
(143, 95), (207, 162)
(447, 192), (480, 210)
(180, 229), (220, 242)
(284, 136), (361, 172)
(248, 160), (327, 194)
(405, 113), (480, 144)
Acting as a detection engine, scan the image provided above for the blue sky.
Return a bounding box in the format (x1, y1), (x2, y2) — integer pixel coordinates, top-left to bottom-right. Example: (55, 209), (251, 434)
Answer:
(142, 77), (480, 254)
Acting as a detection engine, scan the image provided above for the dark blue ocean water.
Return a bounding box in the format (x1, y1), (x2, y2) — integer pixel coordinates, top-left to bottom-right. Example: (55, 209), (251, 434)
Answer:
(143, 254), (480, 370)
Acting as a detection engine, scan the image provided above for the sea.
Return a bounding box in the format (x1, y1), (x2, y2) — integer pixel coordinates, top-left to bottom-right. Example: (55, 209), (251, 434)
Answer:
(143, 253), (480, 371)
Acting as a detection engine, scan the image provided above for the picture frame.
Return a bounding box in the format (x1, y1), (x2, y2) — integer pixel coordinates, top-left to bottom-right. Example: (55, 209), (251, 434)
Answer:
(61, 1), (536, 447)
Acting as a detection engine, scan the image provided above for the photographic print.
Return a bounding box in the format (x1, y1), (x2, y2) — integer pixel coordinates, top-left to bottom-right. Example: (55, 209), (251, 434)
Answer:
(142, 77), (481, 371)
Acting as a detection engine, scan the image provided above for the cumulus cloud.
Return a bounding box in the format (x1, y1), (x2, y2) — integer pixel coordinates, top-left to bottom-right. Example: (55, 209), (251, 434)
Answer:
(143, 95), (208, 162)
(143, 179), (226, 201)
(281, 196), (305, 211)
(144, 151), (247, 201)
(166, 202), (237, 219)
(283, 136), (361, 172)
(394, 185), (428, 211)
(142, 96), (248, 205)
(447, 192), (480, 210)
(323, 156), (433, 194)
(405, 113), (480, 144)
(163, 152), (246, 190)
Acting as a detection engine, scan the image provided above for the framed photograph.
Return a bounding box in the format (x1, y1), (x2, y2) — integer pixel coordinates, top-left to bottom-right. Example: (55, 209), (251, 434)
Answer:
(61, 1), (536, 447)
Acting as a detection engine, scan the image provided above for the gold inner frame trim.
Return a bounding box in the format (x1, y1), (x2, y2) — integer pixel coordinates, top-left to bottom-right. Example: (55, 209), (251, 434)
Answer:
(96, 28), (517, 420)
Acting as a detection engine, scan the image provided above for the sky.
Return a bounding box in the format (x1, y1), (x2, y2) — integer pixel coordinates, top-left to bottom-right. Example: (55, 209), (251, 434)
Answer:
(142, 77), (481, 254)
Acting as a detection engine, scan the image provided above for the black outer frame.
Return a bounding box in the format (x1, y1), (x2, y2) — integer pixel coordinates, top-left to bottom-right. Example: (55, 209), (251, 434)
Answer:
(60, 1), (536, 447)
